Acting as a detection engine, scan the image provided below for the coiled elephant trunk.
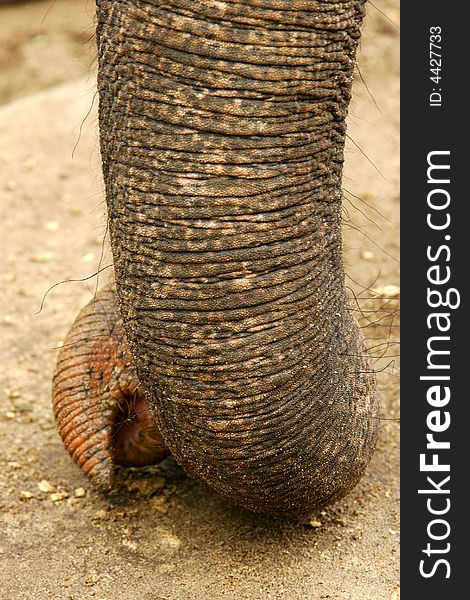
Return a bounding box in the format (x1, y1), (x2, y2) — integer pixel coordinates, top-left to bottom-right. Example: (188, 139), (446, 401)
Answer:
(75, 0), (378, 515)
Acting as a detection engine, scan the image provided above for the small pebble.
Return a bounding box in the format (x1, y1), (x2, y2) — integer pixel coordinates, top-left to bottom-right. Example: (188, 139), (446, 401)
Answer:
(20, 491), (34, 500)
(4, 179), (17, 191)
(37, 480), (55, 493)
(159, 531), (181, 551)
(7, 462), (21, 469)
(20, 157), (37, 172)
(45, 220), (59, 232)
(84, 568), (99, 586)
(69, 206), (82, 216)
(7, 390), (20, 399)
(75, 487), (86, 498)
(372, 285), (400, 298)
(3, 315), (14, 326)
(363, 189), (376, 200)
(127, 476), (166, 497)
(122, 539), (138, 551)
(152, 496), (168, 514)
(93, 509), (109, 521)
(29, 251), (54, 264)
(389, 529), (398, 536)
(5, 411), (16, 419)
(50, 491), (69, 502)
(309, 519), (322, 528)
(3, 272), (15, 283)
(361, 250), (375, 261)
(81, 252), (95, 263)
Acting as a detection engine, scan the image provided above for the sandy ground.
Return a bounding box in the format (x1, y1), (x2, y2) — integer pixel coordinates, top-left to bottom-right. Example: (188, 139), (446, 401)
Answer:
(0, 1), (400, 599)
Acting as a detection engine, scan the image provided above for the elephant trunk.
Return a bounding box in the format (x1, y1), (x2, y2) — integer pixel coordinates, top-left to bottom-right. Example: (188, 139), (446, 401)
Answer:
(96, 0), (378, 515)
(52, 287), (169, 490)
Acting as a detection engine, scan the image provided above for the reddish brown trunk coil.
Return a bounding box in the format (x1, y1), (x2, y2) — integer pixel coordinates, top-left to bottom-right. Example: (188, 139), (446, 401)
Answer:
(52, 287), (169, 490)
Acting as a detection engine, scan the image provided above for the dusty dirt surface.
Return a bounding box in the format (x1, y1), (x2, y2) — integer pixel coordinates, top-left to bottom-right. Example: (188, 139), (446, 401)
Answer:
(0, 1), (400, 599)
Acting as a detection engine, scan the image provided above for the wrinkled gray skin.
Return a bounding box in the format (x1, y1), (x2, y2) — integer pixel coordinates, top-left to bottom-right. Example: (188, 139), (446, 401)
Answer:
(89, 0), (379, 516)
